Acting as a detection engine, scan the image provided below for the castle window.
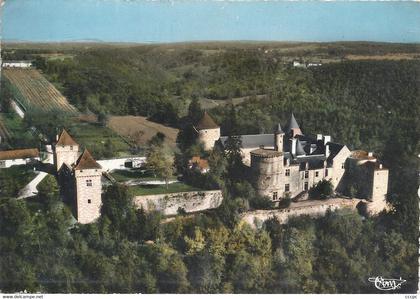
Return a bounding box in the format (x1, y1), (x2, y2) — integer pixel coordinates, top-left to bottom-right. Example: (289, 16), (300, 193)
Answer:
(88, 199), (91, 204)
(304, 182), (309, 191)
(325, 169), (329, 177)
(315, 171), (319, 177)
(304, 171), (309, 179)
(70, 146), (73, 150)
(341, 163), (345, 169)
(273, 192), (278, 201)
(285, 169), (290, 176)
(285, 184), (290, 192)
(86, 179), (92, 187)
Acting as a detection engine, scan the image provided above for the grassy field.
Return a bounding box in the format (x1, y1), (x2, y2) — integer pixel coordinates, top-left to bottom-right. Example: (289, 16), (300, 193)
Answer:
(2, 68), (78, 113)
(111, 169), (177, 182)
(129, 182), (201, 196)
(67, 122), (133, 159)
(111, 169), (157, 182)
(108, 116), (179, 148)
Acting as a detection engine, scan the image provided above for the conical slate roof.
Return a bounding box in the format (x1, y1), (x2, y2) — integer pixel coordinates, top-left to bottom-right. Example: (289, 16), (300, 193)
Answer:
(275, 123), (284, 134)
(74, 149), (102, 170)
(287, 113), (300, 130)
(296, 140), (306, 156)
(56, 129), (78, 146)
(196, 111), (219, 130)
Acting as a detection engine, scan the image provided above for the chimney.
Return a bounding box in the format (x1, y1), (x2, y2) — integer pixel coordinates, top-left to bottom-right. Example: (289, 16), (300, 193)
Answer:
(368, 152), (373, 157)
(379, 163), (383, 169)
(325, 144), (330, 158)
(323, 135), (331, 145)
(316, 134), (323, 141)
(291, 139), (297, 156)
(56, 134), (59, 141)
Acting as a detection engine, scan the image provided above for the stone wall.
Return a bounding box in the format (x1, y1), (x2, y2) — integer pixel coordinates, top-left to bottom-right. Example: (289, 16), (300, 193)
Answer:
(133, 190), (223, 216)
(330, 146), (351, 189)
(241, 198), (361, 228)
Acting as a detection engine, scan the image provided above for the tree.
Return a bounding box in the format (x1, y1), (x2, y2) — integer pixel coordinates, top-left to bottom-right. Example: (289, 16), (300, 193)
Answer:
(100, 184), (137, 238)
(223, 135), (244, 181)
(148, 132), (166, 147)
(98, 111), (109, 127)
(309, 179), (334, 200)
(187, 97), (203, 125)
(146, 144), (174, 189)
(37, 175), (59, 199)
(24, 109), (72, 142)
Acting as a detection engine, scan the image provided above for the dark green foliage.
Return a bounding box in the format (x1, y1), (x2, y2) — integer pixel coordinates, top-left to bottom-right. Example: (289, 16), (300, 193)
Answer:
(279, 195), (292, 209)
(309, 179), (334, 200)
(0, 44), (418, 293)
(24, 109), (72, 142)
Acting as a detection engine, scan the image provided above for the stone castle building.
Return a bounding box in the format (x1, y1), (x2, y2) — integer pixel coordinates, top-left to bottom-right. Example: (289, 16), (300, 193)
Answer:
(197, 113), (389, 214)
(54, 129), (103, 224)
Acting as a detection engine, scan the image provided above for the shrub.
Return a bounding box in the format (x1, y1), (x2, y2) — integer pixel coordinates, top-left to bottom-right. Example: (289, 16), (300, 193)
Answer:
(279, 195), (292, 208)
(309, 179), (334, 200)
(249, 195), (274, 210)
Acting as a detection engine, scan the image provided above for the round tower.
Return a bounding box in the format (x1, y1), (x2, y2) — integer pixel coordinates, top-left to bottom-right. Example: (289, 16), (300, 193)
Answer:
(250, 148), (283, 200)
(196, 111), (220, 151)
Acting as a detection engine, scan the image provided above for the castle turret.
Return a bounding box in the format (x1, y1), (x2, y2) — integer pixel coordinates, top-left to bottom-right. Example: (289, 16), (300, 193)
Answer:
(196, 111), (220, 151)
(250, 148), (284, 201)
(274, 123), (284, 152)
(54, 129), (79, 171)
(73, 149), (102, 224)
(286, 113), (302, 137)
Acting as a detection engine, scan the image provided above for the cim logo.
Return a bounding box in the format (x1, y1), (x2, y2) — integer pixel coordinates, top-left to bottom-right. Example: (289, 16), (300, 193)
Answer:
(368, 276), (406, 291)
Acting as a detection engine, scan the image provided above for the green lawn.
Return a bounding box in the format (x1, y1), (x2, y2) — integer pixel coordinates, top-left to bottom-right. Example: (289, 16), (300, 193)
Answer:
(68, 122), (132, 159)
(0, 165), (37, 198)
(129, 182), (202, 196)
(111, 169), (177, 182)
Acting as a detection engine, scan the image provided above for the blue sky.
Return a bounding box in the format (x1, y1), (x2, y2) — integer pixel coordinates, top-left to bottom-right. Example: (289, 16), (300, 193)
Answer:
(2, 0), (420, 43)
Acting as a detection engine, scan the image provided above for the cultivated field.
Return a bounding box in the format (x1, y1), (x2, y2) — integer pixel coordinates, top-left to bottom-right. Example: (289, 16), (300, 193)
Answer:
(3, 68), (78, 113)
(108, 116), (179, 147)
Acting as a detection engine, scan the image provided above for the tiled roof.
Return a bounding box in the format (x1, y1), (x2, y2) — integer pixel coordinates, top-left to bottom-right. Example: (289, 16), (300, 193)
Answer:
(56, 129), (78, 146)
(0, 148), (39, 160)
(74, 149), (102, 170)
(190, 156), (209, 170)
(196, 112), (219, 130)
